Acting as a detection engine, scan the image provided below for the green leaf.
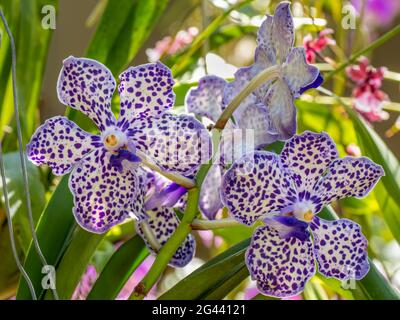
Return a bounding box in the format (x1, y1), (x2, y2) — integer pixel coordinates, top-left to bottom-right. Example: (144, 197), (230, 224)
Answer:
(16, 175), (75, 300)
(0, 152), (45, 253)
(87, 235), (149, 300)
(85, 0), (137, 63)
(43, 227), (104, 300)
(159, 238), (250, 300)
(0, 0), (58, 141)
(0, 223), (22, 299)
(106, 0), (169, 75)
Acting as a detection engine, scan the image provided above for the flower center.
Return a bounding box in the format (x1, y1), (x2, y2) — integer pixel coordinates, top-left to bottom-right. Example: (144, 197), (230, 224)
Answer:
(102, 128), (128, 151)
(266, 216), (310, 241)
(292, 201), (315, 223)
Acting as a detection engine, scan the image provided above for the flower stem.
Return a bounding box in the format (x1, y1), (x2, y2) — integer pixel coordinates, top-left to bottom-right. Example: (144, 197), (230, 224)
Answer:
(140, 221), (162, 252)
(191, 217), (240, 230)
(129, 187), (200, 300)
(214, 65), (280, 130)
(325, 24), (400, 81)
(136, 150), (196, 189)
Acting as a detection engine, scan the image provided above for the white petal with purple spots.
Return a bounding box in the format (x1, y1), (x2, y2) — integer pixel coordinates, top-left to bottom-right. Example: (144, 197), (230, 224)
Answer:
(246, 224), (315, 298)
(129, 112), (212, 176)
(256, 15), (276, 65)
(257, 2), (294, 65)
(199, 164), (223, 220)
(57, 56), (117, 131)
(27, 116), (100, 176)
(129, 170), (150, 221)
(69, 148), (139, 233)
(310, 217), (369, 280)
(283, 48), (321, 98)
(235, 103), (279, 148)
(221, 151), (297, 225)
(185, 75), (226, 122)
(263, 79), (296, 139)
(117, 62), (175, 127)
(312, 156), (384, 212)
(222, 66), (259, 120)
(280, 131), (339, 194)
(136, 207), (196, 267)
(271, 2), (294, 63)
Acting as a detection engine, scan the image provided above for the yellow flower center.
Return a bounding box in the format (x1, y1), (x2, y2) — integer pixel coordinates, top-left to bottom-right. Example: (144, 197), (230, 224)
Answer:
(303, 210), (314, 222)
(105, 134), (118, 148)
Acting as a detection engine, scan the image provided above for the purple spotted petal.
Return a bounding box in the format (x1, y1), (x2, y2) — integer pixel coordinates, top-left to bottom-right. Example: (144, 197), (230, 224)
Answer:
(283, 47), (321, 98)
(221, 151), (297, 226)
(246, 224), (315, 298)
(57, 56), (117, 132)
(272, 2), (294, 63)
(69, 148), (139, 233)
(312, 156), (384, 212)
(256, 15), (276, 65)
(117, 62), (175, 128)
(218, 125), (263, 167)
(27, 116), (100, 175)
(136, 207), (196, 267)
(235, 103), (279, 148)
(280, 131), (339, 194)
(310, 217), (369, 280)
(199, 164), (223, 220)
(222, 66), (259, 120)
(129, 113), (212, 176)
(130, 170), (150, 222)
(185, 75), (227, 122)
(257, 2), (294, 65)
(263, 79), (297, 139)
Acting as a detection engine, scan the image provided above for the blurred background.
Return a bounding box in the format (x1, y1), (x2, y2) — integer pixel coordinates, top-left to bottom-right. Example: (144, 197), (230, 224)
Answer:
(0, 0), (400, 300)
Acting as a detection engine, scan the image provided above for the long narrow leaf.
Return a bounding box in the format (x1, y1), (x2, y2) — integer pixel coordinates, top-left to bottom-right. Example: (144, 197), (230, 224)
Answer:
(87, 235), (149, 300)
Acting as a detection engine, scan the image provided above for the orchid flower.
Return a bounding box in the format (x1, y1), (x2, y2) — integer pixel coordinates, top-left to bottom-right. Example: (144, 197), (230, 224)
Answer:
(346, 56), (389, 123)
(186, 75), (276, 219)
(27, 56), (211, 233)
(221, 131), (384, 297)
(223, 2), (323, 139)
(303, 29), (336, 63)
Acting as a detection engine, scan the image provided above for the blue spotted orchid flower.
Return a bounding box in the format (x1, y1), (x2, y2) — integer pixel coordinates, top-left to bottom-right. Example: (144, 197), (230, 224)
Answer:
(221, 131), (384, 297)
(27, 56), (211, 233)
(223, 2), (323, 139)
(186, 75), (278, 219)
(135, 169), (195, 268)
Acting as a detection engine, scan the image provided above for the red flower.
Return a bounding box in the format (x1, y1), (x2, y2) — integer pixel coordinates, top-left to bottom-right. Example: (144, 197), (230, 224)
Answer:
(346, 57), (389, 122)
(303, 29), (335, 63)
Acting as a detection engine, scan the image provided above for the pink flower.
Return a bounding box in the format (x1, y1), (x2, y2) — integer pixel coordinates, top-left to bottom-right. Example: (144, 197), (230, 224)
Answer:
(146, 27), (199, 62)
(346, 57), (389, 122)
(117, 256), (156, 300)
(72, 265), (98, 300)
(353, 91), (389, 122)
(197, 230), (224, 249)
(346, 143), (362, 157)
(303, 29), (335, 63)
